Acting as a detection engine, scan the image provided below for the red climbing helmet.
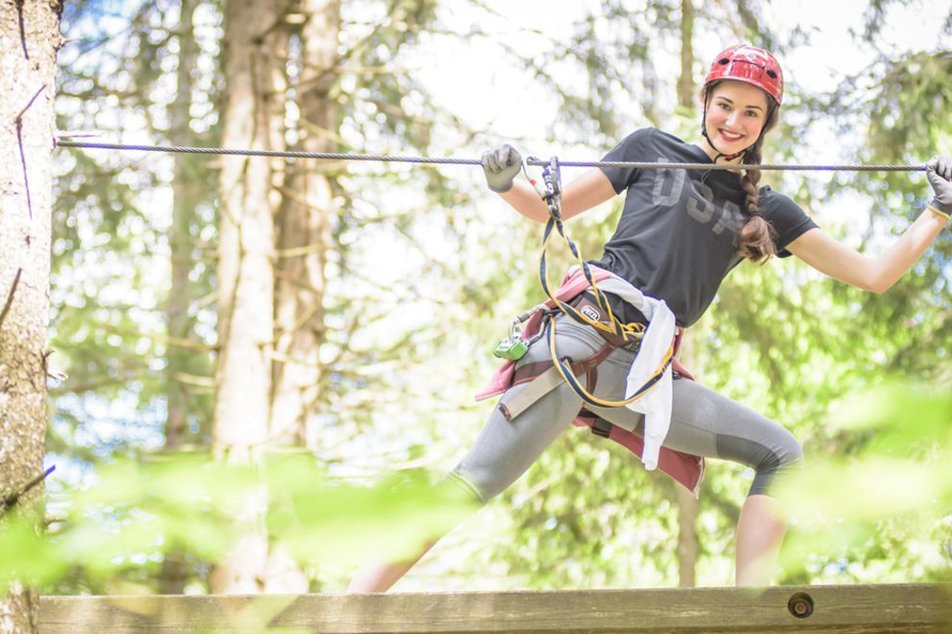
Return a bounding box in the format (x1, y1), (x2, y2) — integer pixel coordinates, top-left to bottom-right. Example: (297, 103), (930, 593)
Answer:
(704, 44), (784, 106)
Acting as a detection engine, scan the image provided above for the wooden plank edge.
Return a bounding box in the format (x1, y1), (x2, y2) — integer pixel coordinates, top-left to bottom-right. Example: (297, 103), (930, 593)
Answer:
(38, 584), (952, 634)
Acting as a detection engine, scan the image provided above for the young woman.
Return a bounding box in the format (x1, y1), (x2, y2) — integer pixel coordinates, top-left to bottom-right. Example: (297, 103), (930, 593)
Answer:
(348, 44), (952, 591)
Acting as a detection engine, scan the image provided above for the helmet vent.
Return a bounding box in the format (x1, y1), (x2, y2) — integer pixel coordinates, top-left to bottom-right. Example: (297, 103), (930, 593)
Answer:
(766, 70), (778, 78)
(718, 58), (730, 65)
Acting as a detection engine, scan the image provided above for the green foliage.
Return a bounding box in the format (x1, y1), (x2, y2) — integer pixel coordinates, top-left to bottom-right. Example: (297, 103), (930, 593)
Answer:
(868, 52), (952, 160)
(48, 0), (952, 593)
(778, 383), (952, 582)
(1, 454), (476, 594)
(53, 0), (222, 464)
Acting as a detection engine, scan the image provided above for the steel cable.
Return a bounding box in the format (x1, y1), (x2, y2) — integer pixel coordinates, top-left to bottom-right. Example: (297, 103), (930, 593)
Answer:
(57, 141), (927, 172)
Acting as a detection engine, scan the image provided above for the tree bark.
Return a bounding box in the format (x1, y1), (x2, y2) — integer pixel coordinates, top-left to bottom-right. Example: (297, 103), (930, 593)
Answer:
(260, 0), (343, 593)
(674, 331), (699, 587)
(0, 0), (62, 630)
(209, 0), (287, 594)
(673, 2), (699, 587)
(160, 0), (201, 595)
(271, 0), (340, 452)
(675, 483), (698, 587)
(166, 0), (200, 455)
(677, 0), (696, 110)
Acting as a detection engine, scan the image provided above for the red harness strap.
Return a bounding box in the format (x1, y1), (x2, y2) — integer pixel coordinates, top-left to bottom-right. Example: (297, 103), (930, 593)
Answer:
(477, 268), (704, 494)
(572, 355), (701, 494)
(510, 328), (703, 494)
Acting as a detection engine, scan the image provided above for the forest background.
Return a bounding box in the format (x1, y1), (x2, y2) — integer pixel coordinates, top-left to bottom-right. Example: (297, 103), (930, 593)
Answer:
(2, 0), (952, 598)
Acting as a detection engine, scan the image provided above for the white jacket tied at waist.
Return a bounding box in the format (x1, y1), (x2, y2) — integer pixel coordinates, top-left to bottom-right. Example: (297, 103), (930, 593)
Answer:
(585, 269), (677, 471)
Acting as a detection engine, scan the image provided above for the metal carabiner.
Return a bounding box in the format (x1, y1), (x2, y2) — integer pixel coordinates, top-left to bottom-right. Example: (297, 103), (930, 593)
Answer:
(541, 155), (562, 218)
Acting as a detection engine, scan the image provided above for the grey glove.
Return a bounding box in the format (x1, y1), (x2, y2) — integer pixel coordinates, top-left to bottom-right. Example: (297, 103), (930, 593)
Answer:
(926, 155), (952, 214)
(481, 144), (522, 193)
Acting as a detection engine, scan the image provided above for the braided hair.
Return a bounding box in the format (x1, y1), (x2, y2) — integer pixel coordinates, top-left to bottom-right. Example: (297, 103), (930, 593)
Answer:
(736, 104), (779, 263)
(702, 82), (781, 263)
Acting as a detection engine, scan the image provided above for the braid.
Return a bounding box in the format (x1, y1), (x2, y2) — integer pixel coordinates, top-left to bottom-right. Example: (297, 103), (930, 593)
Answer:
(740, 144), (763, 212)
(736, 107), (779, 263)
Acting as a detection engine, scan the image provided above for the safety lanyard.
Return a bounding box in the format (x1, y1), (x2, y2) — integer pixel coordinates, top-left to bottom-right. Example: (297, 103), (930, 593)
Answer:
(524, 156), (673, 408)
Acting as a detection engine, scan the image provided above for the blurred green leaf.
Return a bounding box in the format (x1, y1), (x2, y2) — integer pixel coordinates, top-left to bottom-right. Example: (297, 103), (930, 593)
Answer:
(0, 516), (68, 589)
(831, 382), (952, 453)
(1, 454), (479, 590)
(778, 382), (952, 580)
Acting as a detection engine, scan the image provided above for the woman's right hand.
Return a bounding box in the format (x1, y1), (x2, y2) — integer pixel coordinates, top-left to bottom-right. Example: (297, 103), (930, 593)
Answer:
(481, 144), (522, 193)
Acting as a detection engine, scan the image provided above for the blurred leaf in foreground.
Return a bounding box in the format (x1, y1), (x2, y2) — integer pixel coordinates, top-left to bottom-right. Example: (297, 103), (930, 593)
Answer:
(0, 453), (477, 592)
(778, 382), (952, 579)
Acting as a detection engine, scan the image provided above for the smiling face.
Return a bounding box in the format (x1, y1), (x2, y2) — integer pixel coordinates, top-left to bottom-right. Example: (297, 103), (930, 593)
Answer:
(702, 79), (771, 159)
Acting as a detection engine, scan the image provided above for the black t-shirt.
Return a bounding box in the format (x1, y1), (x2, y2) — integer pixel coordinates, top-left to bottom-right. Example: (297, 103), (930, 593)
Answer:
(594, 127), (817, 327)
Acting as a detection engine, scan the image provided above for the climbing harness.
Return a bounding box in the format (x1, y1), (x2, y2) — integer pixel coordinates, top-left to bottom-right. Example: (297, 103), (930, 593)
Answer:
(516, 156), (673, 410)
(480, 156), (695, 485)
(476, 261), (704, 492)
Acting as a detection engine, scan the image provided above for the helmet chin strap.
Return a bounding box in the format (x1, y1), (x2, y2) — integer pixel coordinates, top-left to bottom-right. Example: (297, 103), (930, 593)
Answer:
(701, 127), (748, 162)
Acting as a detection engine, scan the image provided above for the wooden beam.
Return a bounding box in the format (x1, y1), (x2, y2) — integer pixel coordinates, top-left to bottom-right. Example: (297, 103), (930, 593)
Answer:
(38, 584), (952, 633)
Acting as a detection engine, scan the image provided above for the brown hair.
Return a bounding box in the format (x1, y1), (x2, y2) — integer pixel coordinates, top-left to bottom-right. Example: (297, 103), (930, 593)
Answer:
(702, 81), (781, 263)
(736, 105), (780, 263)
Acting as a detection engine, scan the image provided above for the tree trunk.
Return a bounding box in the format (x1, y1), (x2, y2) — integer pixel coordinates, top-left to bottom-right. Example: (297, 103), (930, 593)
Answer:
(675, 483), (698, 587)
(166, 0), (200, 457)
(674, 332), (699, 587)
(271, 0), (340, 452)
(677, 0), (696, 110)
(672, 2), (699, 587)
(0, 0), (62, 630)
(261, 0), (342, 593)
(209, 0), (287, 594)
(161, 0), (201, 595)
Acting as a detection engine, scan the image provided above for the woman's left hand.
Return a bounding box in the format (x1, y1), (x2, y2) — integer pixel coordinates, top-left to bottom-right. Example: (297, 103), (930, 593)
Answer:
(926, 155), (952, 216)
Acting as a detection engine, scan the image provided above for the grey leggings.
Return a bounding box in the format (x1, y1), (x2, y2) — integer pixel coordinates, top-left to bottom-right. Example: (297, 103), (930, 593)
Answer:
(451, 313), (803, 502)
